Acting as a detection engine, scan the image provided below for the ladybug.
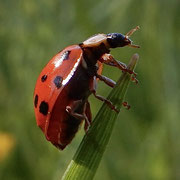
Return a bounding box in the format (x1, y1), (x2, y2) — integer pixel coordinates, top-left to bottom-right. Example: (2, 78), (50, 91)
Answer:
(33, 26), (140, 150)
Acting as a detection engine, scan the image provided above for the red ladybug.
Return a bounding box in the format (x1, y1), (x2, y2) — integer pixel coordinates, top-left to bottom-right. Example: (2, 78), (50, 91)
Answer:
(34, 26), (140, 150)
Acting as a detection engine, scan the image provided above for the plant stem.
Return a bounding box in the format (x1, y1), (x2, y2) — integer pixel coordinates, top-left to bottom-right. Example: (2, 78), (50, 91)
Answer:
(62, 54), (139, 180)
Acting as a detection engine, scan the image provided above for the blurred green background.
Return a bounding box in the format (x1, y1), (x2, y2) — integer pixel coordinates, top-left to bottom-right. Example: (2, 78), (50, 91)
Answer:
(0, 0), (179, 179)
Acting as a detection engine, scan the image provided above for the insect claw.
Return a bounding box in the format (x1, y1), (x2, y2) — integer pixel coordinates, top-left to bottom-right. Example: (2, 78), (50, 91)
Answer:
(122, 68), (137, 78)
(122, 102), (131, 110)
(66, 106), (72, 113)
(131, 76), (138, 84)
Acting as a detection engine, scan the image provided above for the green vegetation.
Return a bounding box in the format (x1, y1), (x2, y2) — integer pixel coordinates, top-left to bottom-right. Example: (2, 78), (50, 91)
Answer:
(0, 0), (179, 180)
(62, 54), (138, 180)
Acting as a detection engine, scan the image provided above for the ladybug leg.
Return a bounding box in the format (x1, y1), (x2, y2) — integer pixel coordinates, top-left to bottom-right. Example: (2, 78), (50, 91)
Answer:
(99, 54), (138, 83)
(66, 100), (86, 120)
(96, 59), (116, 88)
(96, 73), (116, 88)
(91, 77), (130, 111)
(84, 101), (92, 132)
(90, 77), (119, 113)
(66, 100), (91, 131)
(93, 92), (119, 113)
(97, 61), (103, 76)
(100, 54), (127, 70)
(122, 101), (131, 110)
(66, 106), (85, 120)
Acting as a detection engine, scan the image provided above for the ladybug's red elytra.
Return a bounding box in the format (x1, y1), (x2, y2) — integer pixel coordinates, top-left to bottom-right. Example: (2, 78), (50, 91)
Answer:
(34, 26), (140, 150)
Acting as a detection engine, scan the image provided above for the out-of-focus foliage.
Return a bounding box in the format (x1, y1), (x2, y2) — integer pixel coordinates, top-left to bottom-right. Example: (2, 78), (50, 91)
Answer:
(0, 0), (179, 179)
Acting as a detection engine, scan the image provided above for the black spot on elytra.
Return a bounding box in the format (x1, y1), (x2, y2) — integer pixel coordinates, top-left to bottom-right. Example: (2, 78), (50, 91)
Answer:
(63, 50), (71, 60)
(41, 75), (47, 82)
(54, 76), (63, 89)
(39, 101), (49, 115)
(34, 94), (38, 108)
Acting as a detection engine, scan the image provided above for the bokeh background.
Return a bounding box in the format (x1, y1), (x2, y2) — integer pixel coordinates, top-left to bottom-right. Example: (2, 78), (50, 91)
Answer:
(0, 0), (179, 179)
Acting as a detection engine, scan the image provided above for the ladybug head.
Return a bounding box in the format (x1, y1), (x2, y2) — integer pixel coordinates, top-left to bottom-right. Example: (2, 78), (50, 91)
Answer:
(106, 26), (140, 49)
(106, 33), (131, 48)
(81, 26), (140, 49)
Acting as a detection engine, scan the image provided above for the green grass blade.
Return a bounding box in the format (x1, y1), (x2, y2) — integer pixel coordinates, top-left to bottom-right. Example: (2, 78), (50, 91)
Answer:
(62, 54), (139, 180)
